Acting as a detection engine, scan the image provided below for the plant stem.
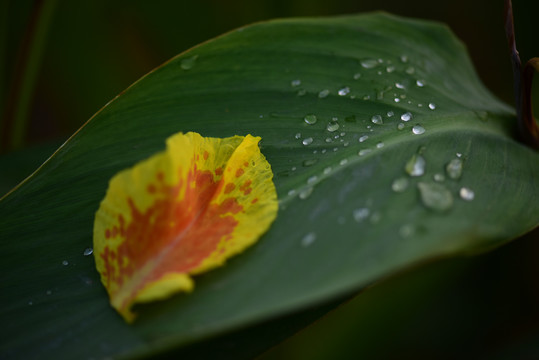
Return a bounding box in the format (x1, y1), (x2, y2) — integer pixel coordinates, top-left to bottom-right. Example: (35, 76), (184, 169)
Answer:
(1, 0), (57, 152)
(504, 0), (539, 149)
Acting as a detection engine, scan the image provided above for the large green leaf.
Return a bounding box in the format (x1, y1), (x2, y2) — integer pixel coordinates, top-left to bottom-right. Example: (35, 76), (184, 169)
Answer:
(1, 12), (537, 359)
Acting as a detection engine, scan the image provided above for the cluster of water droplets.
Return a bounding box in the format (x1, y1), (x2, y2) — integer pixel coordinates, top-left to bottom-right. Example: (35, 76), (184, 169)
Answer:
(395, 149), (475, 212)
(278, 53), (482, 247)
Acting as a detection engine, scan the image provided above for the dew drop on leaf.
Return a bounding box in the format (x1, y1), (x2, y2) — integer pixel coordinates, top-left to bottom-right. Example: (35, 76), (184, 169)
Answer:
(327, 121), (340, 132)
(338, 87), (350, 96)
(318, 89), (330, 98)
(412, 125), (425, 135)
(371, 115), (383, 125)
(405, 154), (426, 177)
(304, 114), (317, 125)
(299, 187), (314, 200)
(400, 112), (412, 122)
(302, 137), (313, 146)
(459, 187), (475, 201)
(360, 58), (378, 69)
(301, 232), (316, 247)
(392, 177), (409, 192)
(417, 182), (454, 212)
(180, 55), (198, 70)
(445, 158), (463, 179)
(353, 208), (370, 222)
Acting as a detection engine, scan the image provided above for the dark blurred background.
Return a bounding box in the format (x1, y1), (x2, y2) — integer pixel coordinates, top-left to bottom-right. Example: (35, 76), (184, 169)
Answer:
(1, 1), (538, 358)
(1, 0), (537, 153)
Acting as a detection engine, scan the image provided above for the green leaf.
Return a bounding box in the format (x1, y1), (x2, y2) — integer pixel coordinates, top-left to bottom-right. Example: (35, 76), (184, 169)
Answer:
(1, 13), (537, 359)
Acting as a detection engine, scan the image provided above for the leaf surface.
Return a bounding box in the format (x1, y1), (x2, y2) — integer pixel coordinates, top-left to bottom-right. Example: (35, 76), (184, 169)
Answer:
(0, 13), (538, 359)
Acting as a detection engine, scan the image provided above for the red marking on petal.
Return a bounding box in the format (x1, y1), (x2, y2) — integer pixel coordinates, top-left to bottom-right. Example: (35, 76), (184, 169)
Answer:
(147, 185), (156, 194)
(244, 162), (249, 167)
(215, 167), (223, 176)
(240, 180), (252, 195)
(105, 229), (111, 239)
(101, 161), (244, 308)
(251, 198), (258, 204)
(224, 183), (236, 194)
(203, 151), (209, 160)
(235, 168), (244, 177)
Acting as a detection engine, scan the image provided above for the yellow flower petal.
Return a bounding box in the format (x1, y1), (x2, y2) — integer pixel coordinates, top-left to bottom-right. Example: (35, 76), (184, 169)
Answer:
(93, 132), (278, 323)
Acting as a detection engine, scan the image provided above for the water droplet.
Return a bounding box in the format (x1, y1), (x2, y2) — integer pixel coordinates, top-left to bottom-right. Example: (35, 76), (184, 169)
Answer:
(302, 159), (318, 167)
(333, 147), (339, 152)
(62, 260), (69, 266)
(304, 114), (317, 125)
(397, 123), (405, 130)
(395, 83), (405, 89)
(295, 133), (302, 139)
(28, 301), (33, 306)
(291, 79), (301, 87)
(371, 115), (383, 125)
(321, 149), (327, 154)
(394, 97), (401, 103)
(475, 110), (488, 121)
(302, 137), (313, 146)
(392, 177), (409, 192)
(297, 89), (307, 96)
(417, 182), (454, 212)
(428, 103), (436, 110)
(405, 66), (415, 74)
(363, 95), (371, 100)
(359, 135), (369, 143)
(339, 159), (348, 166)
(445, 158), (463, 179)
(399, 224), (416, 238)
(325, 137), (333, 143)
(318, 89), (330, 98)
(400, 112), (412, 122)
(433, 173), (445, 182)
(340, 131), (346, 136)
(376, 142), (384, 149)
(416, 79), (425, 87)
(326, 121), (340, 132)
(353, 73), (362, 80)
(46, 290), (52, 295)
(358, 149), (372, 156)
(307, 176), (318, 185)
(353, 208), (370, 222)
(412, 125), (425, 135)
(180, 55), (198, 70)
(387, 111), (394, 117)
(291, 166), (297, 171)
(400, 55), (408, 63)
(288, 189), (297, 196)
(83, 248), (93, 256)
(360, 58), (378, 69)
(338, 87), (350, 96)
(323, 167), (332, 175)
(299, 187), (314, 200)
(405, 154), (426, 177)
(386, 65), (396, 73)
(456, 152), (463, 158)
(459, 187), (475, 201)
(301, 232), (316, 247)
